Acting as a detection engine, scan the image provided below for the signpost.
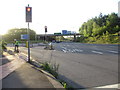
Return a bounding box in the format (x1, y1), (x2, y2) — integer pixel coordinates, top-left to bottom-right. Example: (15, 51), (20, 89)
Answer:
(118, 1), (120, 18)
(26, 4), (32, 63)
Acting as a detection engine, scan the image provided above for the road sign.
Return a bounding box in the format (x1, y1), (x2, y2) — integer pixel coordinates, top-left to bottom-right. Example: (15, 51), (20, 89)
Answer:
(21, 34), (28, 39)
(67, 31), (71, 34)
(26, 6), (32, 22)
(62, 30), (67, 35)
(54, 33), (61, 35)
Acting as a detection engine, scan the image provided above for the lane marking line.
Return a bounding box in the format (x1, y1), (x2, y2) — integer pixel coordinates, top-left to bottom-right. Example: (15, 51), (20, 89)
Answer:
(108, 51), (118, 54)
(94, 83), (119, 88)
(62, 49), (67, 53)
(92, 51), (103, 55)
(74, 49), (83, 52)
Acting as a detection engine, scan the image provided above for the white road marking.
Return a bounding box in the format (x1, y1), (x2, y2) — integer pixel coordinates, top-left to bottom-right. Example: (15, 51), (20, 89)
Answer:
(61, 47), (66, 49)
(79, 50), (83, 52)
(92, 51), (103, 55)
(62, 49), (67, 53)
(74, 49), (83, 52)
(94, 83), (119, 88)
(108, 51), (118, 54)
(77, 49), (83, 52)
(62, 48), (84, 53)
(109, 46), (115, 47)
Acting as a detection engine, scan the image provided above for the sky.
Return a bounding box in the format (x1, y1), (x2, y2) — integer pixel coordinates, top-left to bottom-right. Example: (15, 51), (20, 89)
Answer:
(0, 0), (119, 35)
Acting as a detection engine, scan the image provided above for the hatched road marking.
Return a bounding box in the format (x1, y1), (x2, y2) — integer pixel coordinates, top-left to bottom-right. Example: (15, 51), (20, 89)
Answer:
(92, 51), (103, 55)
(108, 51), (118, 54)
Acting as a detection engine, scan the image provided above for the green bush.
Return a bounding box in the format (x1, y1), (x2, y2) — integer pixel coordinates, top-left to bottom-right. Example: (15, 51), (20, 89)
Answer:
(41, 62), (59, 78)
(0, 40), (7, 55)
(77, 33), (119, 44)
(40, 62), (74, 89)
(1, 41), (7, 50)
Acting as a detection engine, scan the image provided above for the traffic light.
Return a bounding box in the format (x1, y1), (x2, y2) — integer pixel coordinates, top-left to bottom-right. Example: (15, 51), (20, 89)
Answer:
(45, 26), (47, 33)
(26, 7), (32, 22)
(45, 28), (47, 33)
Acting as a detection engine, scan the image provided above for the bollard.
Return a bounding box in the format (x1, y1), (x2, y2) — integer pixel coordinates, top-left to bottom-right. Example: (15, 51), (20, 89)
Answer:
(26, 41), (28, 48)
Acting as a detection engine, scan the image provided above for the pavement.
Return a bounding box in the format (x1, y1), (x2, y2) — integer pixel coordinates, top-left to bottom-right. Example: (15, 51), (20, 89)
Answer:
(0, 48), (63, 89)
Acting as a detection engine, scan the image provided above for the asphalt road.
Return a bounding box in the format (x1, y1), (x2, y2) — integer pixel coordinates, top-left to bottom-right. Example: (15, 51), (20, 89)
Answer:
(19, 42), (118, 89)
(53, 42), (118, 55)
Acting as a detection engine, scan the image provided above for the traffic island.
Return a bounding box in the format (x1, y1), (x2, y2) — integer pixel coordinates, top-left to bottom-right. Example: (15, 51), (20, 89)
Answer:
(44, 43), (54, 50)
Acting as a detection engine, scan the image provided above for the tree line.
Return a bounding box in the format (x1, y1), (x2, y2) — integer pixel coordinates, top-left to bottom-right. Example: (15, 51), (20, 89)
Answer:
(2, 28), (36, 42)
(78, 13), (120, 44)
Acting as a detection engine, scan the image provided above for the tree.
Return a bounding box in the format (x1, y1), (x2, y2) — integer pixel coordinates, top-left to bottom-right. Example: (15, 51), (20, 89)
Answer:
(78, 12), (120, 44)
(3, 28), (36, 41)
(92, 22), (100, 36)
(106, 13), (119, 34)
(79, 13), (120, 37)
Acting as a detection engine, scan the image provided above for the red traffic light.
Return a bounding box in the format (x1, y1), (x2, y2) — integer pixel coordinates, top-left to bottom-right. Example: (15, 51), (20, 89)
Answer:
(27, 7), (31, 12)
(26, 6), (32, 22)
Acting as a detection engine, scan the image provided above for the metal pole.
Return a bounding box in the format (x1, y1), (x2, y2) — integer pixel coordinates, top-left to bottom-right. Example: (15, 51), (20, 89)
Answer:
(27, 22), (30, 63)
(45, 32), (46, 42)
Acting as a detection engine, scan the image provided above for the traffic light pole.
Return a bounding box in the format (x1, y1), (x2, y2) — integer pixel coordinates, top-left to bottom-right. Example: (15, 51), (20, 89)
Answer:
(27, 22), (30, 63)
(45, 32), (46, 42)
(26, 4), (32, 63)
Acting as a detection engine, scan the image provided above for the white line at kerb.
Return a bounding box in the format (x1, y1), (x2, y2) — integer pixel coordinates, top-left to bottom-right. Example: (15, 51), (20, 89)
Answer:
(92, 51), (103, 55)
(94, 83), (119, 88)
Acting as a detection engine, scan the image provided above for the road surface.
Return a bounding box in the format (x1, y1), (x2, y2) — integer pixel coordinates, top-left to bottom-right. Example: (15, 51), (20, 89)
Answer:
(18, 42), (118, 89)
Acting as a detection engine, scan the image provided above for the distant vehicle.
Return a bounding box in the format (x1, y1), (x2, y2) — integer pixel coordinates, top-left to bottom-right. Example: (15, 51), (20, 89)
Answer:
(56, 41), (60, 43)
(52, 40), (61, 43)
(52, 40), (56, 43)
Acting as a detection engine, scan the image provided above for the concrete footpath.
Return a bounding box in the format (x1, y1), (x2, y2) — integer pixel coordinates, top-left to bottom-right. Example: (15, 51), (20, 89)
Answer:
(1, 49), (63, 89)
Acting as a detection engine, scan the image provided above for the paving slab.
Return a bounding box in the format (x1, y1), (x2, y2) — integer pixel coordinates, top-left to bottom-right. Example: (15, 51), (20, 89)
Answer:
(2, 63), (55, 88)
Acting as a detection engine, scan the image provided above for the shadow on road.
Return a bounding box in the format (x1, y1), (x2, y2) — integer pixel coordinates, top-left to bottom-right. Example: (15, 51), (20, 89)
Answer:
(1, 55), (10, 65)
(2, 71), (28, 88)
(58, 74), (86, 89)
